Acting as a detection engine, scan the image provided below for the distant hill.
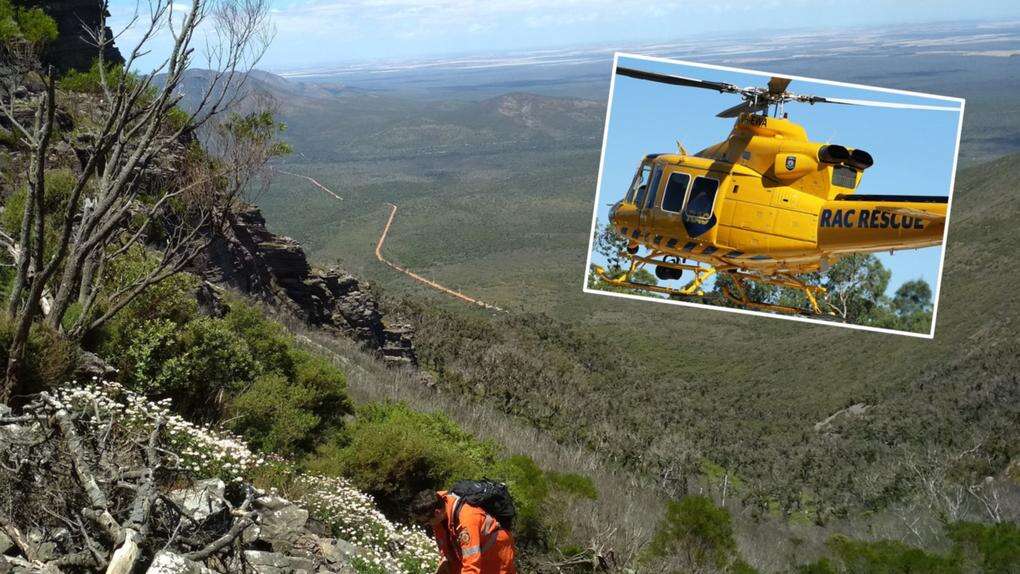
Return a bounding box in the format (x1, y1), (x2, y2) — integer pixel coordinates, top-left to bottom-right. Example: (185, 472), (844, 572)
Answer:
(168, 70), (605, 160)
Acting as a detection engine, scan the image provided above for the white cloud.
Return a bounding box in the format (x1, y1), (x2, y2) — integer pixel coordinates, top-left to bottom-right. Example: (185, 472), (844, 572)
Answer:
(269, 0), (682, 37)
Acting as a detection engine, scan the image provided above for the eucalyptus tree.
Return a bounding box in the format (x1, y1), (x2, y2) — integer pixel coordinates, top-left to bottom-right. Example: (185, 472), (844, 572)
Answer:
(0, 0), (282, 401)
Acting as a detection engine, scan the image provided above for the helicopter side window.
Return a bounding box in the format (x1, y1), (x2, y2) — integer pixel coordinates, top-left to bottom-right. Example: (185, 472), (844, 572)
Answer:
(683, 176), (719, 224)
(626, 164), (652, 203)
(644, 166), (664, 209)
(661, 172), (692, 213)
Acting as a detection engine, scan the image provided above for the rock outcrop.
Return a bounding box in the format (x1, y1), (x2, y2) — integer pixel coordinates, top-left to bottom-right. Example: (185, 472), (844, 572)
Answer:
(13, 0), (124, 74)
(194, 204), (416, 365)
(145, 486), (360, 574)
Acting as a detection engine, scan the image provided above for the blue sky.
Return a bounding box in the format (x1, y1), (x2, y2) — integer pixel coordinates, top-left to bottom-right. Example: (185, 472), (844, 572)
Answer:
(105, 0), (1020, 70)
(591, 55), (963, 299)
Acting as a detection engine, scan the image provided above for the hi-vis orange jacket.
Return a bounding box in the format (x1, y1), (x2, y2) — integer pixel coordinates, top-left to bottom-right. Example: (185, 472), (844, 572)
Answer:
(432, 490), (517, 574)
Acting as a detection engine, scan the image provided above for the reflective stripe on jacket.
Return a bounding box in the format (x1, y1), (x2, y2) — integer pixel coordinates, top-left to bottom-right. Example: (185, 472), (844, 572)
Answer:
(433, 490), (517, 574)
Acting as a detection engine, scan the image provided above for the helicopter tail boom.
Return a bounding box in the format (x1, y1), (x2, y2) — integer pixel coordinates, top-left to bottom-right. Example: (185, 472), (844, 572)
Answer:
(816, 195), (947, 254)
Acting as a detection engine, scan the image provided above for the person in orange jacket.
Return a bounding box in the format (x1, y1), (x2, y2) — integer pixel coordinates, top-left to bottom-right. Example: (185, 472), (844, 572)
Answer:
(410, 489), (517, 574)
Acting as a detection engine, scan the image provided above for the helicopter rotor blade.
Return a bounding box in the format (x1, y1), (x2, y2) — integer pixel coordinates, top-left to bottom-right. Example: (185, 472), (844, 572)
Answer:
(617, 66), (960, 114)
(616, 66), (742, 94)
(796, 94), (960, 112)
(767, 76), (792, 95)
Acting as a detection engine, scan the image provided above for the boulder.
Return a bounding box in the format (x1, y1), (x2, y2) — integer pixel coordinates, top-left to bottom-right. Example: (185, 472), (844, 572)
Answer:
(314, 536), (360, 566)
(243, 550), (316, 574)
(195, 281), (230, 318)
(147, 551), (216, 574)
(253, 496), (309, 553)
(75, 350), (118, 380)
(168, 479), (227, 523)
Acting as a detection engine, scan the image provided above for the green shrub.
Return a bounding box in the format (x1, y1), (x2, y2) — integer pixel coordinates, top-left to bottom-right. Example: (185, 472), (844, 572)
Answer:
(495, 455), (550, 548)
(0, 267), (12, 305)
(947, 521), (1020, 574)
(547, 471), (598, 500)
(308, 402), (498, 518)
(223, 303), (295, 378)
(167, 106), (191, 132)
(0, 318), (77, 395)
(0, 1), (19, 41)
(57, 59), (191, 131)
(100, 286), (352, 452)
(1, 170), (77, 263)
(0, 0), (57, 45)
(94, 250), (199, 352)
(230, 373), (321, 455)
(796, 559), (837, 574)
(827, 535), (959, 574)
(0, 170), (77, 269)
(229, 352), (351, 456)
(647, 496), (739, 571)
(59, 60), (129, 94)
(120, 317), (257, 420)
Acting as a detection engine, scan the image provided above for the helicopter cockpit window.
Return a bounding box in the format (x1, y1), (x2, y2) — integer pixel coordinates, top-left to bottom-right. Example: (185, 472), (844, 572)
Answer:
(661, 172), (692, 213)
(626, 164), (652, 204)
(683, 176), (719, 224)
(634, 183), (647, 208)
(645, 166), (664, 209)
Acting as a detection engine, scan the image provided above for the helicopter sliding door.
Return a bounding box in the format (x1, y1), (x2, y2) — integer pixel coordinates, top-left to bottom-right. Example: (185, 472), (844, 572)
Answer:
(656, 170), (693, 244)
(682, 176), (720, 238)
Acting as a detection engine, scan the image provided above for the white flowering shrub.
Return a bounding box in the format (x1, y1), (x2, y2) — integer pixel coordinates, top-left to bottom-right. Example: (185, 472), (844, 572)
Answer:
(297, 475), (440, 574)
(37, 381), (440, 573)
(48, 379), (260, 482)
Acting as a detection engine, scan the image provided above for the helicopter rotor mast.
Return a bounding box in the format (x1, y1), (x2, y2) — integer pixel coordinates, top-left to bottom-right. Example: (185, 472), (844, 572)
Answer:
(615, 66), (960, 118)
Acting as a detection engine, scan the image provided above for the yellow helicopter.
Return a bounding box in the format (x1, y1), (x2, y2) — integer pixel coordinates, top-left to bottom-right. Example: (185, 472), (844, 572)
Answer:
(594, 66), (957, 316)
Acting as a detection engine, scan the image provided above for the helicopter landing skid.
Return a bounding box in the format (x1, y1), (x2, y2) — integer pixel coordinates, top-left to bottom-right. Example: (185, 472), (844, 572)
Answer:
(593, 251), (831, 317)
(719, 272), (828, 316)
(593, 250), (718, 298)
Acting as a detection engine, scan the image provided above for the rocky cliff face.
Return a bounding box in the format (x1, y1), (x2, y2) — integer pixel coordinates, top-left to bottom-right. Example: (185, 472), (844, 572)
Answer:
(194, 204), (416, 365)
(13, 0), (124, 74)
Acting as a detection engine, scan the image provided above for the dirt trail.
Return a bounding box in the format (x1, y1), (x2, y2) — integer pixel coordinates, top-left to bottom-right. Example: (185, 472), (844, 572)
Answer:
(276, 169), (344, 201)
(277, 167), (503, 312)
(375, 203), (505, 312)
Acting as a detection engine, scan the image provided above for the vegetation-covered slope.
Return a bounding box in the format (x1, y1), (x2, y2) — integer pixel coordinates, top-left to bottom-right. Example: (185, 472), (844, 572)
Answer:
(254, 65), (1020, 569)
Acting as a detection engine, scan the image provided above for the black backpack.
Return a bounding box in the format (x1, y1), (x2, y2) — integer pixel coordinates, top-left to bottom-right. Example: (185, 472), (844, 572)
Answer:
(450, 479), (516, 532)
